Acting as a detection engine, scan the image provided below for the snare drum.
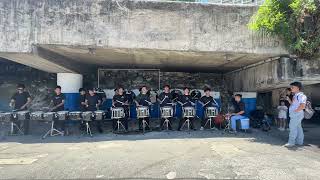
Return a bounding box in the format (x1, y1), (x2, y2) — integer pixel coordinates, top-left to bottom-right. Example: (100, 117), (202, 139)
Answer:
(183, 107), (195, 118)
(14, 111), (30, 121)
(161, 106), (173, 118)
(206, 107), (218, 118)
(94, 110), (105, 121)
(69, 111), (82, 121)
(30, 111), (44, 121)
(111, 107), (125, 119)
(136, 106), (150, 118)
(43, 112), (56, 121)
(82, 111), (94, 121)
(56, 111), (69, 121)
(0, 112), (13, 122)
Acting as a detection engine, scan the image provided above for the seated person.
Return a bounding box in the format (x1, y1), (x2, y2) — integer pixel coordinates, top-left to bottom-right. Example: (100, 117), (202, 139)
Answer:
(230, 94), (247, 132)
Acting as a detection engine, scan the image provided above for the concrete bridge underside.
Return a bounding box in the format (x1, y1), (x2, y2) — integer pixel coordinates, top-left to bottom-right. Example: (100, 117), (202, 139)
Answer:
(0, 0), (287, 74)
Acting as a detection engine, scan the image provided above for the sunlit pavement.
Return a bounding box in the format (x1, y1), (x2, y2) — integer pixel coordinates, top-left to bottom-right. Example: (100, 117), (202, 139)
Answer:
(0, 122), (320, 180)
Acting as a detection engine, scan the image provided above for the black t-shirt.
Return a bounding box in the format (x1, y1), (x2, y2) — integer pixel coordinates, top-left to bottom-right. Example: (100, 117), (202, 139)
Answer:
(11, 91), (31, 110)
(113, 94), (128, 107)
(158, 92), (173, 107)
(86, 94), (100, 111)
(284, 94), (294, 107)
(178, 95), (195, 107)
(79, 94), (86, 111)
(136, 93), (151, 106)
(52, 93), (65, 112)
(200, 96), (218, 108)
(234, 101), (245, 114)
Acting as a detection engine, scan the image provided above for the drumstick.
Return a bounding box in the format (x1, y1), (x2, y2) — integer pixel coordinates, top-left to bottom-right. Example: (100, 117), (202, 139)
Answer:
(159, 96), (167, 105)
(116, 100), (127, 105)
(144, 100), (153, 105)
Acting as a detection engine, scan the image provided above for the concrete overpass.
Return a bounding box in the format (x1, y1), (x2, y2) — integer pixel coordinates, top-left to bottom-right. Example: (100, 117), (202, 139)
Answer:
(0, 0), (287, 73)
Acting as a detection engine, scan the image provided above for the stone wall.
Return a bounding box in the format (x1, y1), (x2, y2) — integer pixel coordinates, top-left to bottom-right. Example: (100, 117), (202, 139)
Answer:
(0, 59), (57, 111)
(98, 69), (231, 111)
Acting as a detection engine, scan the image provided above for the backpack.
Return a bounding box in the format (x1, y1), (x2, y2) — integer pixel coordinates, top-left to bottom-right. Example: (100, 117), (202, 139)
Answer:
(297, 94), (314, 119)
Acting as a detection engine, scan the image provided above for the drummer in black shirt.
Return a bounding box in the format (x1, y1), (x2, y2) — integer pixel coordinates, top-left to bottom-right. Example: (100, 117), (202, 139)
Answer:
(85, 88), (103, 133)
(112, 86), (129, 131)
(177, 87), (196, 131)
(9, 84), (32, 134)
(50, 86), (66, 133)
(158, 85), (174, 130)
(135, 86), (152, 131)
(199, 87), (219, 130)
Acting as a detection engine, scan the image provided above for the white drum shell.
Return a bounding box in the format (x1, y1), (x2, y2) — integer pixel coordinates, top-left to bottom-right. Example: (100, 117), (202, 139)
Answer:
(137, 106), (150, 118)
(69, 111), (82, 120)
(82, 111), (93, 121)
(43, 112), (56, 121)
(94, 110), (105, 121)
(161, 106), (173, 118)
(111, 108), (125, 119)
(30, 111), (44, 121)
(183, 107), (195, 118)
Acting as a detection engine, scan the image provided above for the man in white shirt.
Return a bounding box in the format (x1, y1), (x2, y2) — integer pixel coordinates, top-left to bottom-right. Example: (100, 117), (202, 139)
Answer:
(284, 81), (307, 148)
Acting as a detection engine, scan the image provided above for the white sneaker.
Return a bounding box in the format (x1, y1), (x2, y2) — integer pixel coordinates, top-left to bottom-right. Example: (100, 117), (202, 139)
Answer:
(280, 128), (285, 131)
(283, 143), (295, 148)
(278, 127), (282, 131)
(200, 127), (204, 131)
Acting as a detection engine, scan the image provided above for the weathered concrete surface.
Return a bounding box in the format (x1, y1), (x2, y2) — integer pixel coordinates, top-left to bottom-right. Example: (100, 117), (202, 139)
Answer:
(224, 57), (320, 92)
(0, 0), (287, 72)
(0, 128), (319, 180)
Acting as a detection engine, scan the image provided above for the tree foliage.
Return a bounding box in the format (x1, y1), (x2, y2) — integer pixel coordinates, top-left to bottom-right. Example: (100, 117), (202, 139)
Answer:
(249, 0), (320, 59)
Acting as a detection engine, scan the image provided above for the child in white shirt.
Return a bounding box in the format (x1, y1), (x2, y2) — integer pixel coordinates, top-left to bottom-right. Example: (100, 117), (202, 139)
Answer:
(277, 100), (288, 131)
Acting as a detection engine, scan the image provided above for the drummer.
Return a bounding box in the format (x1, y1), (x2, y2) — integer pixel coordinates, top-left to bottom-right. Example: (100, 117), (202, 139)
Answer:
(9, 84), (32, 134)
(199, 87), (219, 130)
(135, 86), (152, 131)
(50, 86), (66, 134)
(158, 85), (174, 130)
(85, 88), (103, 133)
(177, 87), (196, 131)
(112, 86), (129, 131)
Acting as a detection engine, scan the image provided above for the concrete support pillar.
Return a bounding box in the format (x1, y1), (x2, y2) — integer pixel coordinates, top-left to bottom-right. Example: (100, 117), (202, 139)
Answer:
(57, 73), (83, 111)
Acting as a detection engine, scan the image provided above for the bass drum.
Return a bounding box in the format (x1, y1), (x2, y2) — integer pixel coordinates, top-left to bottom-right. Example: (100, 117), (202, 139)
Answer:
(125, 90), (136, 105)
(190, 89), (201, 100)
(170, 89), (182, 102)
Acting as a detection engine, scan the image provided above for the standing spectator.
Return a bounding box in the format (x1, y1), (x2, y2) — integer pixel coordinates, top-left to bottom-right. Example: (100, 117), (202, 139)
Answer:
(284, 82), (306, 148)
(277, 100), (288, 131)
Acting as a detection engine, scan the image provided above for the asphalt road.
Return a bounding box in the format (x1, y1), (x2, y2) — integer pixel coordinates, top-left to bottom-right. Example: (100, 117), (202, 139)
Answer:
(0, 127), (320, 180)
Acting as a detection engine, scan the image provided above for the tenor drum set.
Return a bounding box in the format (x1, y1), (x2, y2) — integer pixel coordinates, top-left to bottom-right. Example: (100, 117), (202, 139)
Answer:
(0, 110), (107, 138)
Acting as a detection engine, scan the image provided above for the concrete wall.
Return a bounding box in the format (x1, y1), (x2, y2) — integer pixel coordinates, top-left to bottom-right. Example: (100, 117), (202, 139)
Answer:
(224, 57), (320, 92)
(0, 0), (285, 55)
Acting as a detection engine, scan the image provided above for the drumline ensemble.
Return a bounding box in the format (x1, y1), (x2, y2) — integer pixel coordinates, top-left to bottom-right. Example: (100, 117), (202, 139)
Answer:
(0, 84), (234, 138)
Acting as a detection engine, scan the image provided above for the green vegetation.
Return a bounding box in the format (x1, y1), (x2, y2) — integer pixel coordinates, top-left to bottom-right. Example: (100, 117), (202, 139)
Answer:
(249, 0), (320, 58)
